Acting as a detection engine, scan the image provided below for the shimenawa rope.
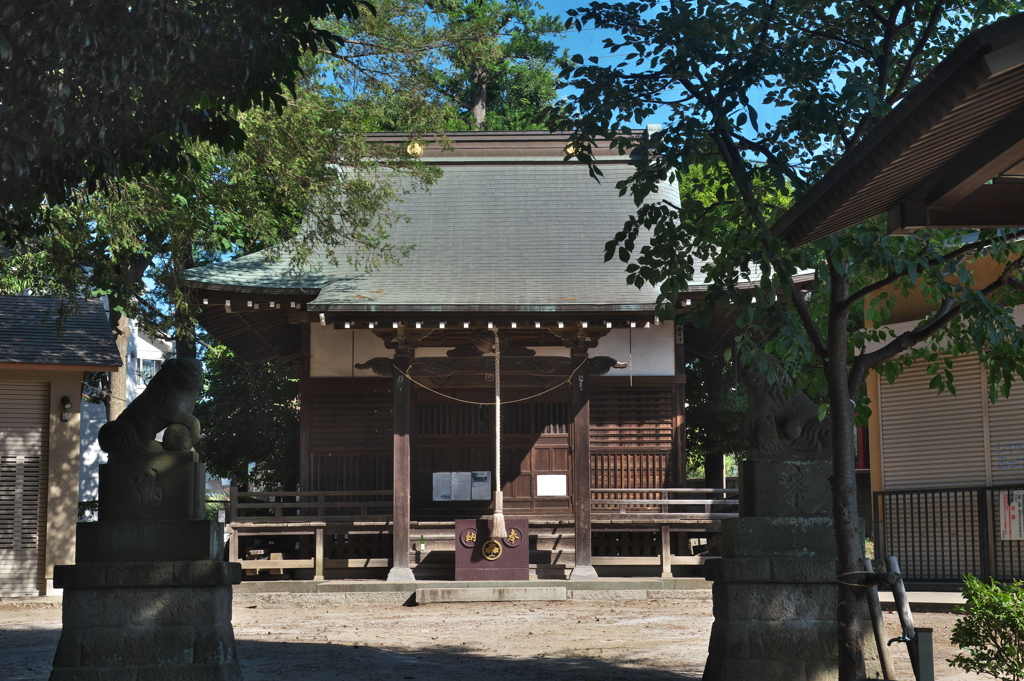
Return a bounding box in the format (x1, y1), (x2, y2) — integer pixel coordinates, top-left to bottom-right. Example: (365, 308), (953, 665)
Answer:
(490, 330), (507, 539)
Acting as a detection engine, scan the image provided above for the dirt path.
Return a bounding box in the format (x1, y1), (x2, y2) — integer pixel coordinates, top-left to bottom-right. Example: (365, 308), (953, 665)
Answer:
(0, 593), (986, 680)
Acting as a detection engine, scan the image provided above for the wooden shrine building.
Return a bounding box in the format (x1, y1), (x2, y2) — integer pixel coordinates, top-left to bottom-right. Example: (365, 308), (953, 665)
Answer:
(184, 131), (722, 581)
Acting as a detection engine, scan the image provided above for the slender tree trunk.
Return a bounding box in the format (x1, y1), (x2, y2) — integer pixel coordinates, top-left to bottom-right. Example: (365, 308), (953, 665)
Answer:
(468, 64), (488, 129)
(704, 354), (726, 490)
(107, 310), (130, 421)
(829, 263), (866, 681)
(173, 234), (197, 359)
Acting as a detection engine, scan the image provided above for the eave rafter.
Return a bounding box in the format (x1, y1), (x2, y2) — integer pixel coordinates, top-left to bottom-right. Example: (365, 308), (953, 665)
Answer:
(889, 178), (1024, 232)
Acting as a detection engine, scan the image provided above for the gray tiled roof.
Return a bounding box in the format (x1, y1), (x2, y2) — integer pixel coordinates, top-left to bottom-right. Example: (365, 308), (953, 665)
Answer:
(0, 296), (121, 367)
(184, 162), (675, 313)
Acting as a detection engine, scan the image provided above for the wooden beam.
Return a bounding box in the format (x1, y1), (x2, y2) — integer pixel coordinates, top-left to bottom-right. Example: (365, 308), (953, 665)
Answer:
(920, 108), (1024, 210)
(890, 183), (1024, 231)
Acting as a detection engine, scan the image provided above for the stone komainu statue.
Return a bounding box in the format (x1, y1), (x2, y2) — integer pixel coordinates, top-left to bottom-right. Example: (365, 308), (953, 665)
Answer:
(740, 359), (831, 459)
(98, 358), (204, 457)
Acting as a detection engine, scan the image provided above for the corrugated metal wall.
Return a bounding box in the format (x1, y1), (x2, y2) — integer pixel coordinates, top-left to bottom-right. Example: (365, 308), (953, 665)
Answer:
(0, 382), (49, 597)
(878, 356), (989, 489)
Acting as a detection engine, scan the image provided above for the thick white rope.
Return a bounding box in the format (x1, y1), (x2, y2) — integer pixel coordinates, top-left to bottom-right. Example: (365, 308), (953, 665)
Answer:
(491, 329), (506, 539)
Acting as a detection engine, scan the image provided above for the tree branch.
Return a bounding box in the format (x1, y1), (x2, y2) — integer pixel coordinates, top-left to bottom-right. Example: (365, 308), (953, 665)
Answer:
(843, 237), (987, 312)
(853, 260), (1024, 377)
(886, 4), (942, 105)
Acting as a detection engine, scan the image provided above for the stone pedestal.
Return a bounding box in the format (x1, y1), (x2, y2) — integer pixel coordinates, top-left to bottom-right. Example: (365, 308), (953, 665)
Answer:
(50, 450), (243, 681)
(51, 561), (242, 681)
(702, 462), (880, 680)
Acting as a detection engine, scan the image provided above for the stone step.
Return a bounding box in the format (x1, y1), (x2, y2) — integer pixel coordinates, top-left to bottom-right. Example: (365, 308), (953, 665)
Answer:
(416, 586), (568, 604)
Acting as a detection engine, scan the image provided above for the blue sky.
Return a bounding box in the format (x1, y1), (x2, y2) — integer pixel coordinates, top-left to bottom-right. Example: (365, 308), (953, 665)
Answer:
(538, 0), (673, 128)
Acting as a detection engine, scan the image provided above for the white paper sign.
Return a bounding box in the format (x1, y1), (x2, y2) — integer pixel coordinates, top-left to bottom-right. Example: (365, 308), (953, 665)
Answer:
(432, 472), (452, 501)
(537, 474), (567, 497)
(452, 472), (472, 501)
(1000, 490), (1024, 540)
(471, 471), (492, 500)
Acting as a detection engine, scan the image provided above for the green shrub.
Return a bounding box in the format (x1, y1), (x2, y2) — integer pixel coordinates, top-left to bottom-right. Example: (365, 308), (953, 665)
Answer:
(949, 574), (1024, 681)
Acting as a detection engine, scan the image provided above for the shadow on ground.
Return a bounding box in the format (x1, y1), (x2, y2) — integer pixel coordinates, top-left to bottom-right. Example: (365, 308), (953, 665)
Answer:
(236, 639), (704, 681)
(0, 625), (61, 680)
(0, 627), (702, 681)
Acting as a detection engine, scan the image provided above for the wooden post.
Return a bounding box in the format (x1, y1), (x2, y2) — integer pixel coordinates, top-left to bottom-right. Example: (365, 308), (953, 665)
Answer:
(299, 322), (312, 491)
(387, 353), (415, 581)
(864, 557), (897, 680)
(570, 350), (597, 580)
(886, 555), (920, 680)
(672, 323), (686, 487)
(228, 527), (239, 564)
(314, 527), (325, 581)
(703, 353), (726, 494)
(660, 525), (673, 579)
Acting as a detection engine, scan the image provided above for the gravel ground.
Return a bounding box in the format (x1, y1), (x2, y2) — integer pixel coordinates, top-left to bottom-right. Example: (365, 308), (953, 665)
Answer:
(0, 592), (987, 680)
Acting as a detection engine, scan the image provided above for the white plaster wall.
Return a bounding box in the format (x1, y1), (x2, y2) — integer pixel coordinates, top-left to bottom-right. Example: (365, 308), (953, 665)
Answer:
(415, 346), (570, 358)
(81, 317), (171, 510)
(78, 401), (106, 517)
(309, 325), (389, 377)
(594, 323), (675, 376)
(126, 320), (173, 400)
(310, 323), (674, 374)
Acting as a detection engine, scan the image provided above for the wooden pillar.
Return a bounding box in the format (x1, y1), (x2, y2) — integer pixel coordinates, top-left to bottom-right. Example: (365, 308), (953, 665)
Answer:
(660, 525), (673, 579)
(387, 353), (415, 581)
(704, 353), (727, 492)
(570, 350), (597, 580)
(314, 527), (325, 581)
(672, 322), (687, 487)
(298, 321), (313, 492)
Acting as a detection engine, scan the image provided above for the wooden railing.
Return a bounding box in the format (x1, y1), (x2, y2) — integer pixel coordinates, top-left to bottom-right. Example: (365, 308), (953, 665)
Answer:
(591, 487), (739, 517)
(590, 487), (739, 577)
(229, 487), (394, 522)
(225, 486), (738, 580)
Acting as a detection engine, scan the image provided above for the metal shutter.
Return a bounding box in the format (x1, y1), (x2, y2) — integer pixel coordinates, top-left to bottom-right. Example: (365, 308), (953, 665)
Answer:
(0, 382), (49, 597)
(878, 356), (987, 489)
(986, 383), (1024, 485)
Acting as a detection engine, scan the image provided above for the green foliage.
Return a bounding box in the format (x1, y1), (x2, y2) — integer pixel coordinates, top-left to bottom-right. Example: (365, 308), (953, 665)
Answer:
(554, 2), (1024, 675)
(0, 41), (443, 342)
(683, 355), (748, 473)
(950, 574), (1024, 681)
(0, 0), (368, 244)
(431, 0), (568, 129)
(194, 343), (300, 490)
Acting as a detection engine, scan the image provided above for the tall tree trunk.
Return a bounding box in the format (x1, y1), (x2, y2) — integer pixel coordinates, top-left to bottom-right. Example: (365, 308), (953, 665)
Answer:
(704, 354), (726, 490)
(468, 64), (488, 129)
(829, 262), (865, 681)
(173, 234), (197, 359)
(107, 310), (130, 421)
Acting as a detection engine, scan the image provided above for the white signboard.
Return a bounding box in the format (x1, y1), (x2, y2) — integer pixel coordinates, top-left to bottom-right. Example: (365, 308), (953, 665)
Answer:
(537, 474), (567, 497)
(471, 471), (492, 500)
(452, 472), (472, 501)
(433, 472), (492, 501)
(432, 472), (453, 501)
(1000, 490), (1024, 540)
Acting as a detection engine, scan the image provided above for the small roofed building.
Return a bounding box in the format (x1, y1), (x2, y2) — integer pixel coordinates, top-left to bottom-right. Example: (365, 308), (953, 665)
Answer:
(183, 130), (708, 581)
(0, 296), (120, 596)
(772, 14), (1024, 580)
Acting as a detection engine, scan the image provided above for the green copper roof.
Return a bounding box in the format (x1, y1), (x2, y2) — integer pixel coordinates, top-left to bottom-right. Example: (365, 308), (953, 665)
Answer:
(184, 162), (674, 313)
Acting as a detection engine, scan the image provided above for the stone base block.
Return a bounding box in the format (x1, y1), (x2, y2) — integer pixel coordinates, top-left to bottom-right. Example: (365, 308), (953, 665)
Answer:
(99, 451), (205, 522)
(703, 557), (882, 681)
(740, 459), (831, 517)
(76, 520), (224, 563)
(50, 561), (242, 681)
(720, 516), (837, 559)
